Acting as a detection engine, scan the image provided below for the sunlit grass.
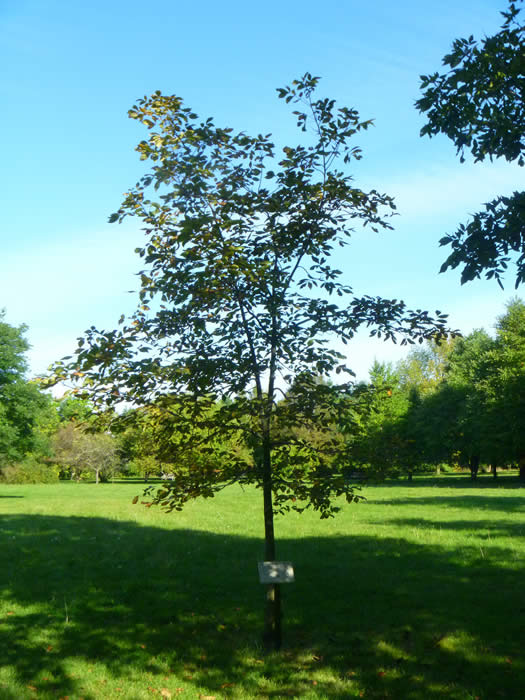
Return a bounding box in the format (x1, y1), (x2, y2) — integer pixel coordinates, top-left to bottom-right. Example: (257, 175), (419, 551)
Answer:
(1, 474), (524, 698)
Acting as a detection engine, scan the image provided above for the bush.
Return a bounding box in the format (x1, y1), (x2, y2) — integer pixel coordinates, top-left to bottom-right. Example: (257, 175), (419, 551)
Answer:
(0, 457), (60, 484)
(436, 462), (456, 474)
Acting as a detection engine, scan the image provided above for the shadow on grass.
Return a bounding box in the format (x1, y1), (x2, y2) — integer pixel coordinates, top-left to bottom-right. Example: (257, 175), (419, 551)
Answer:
(1, 512), (525, 698)
(370, 516), (525, 540)
(371, 494), (525, 514)
(369, 473), (524, 490)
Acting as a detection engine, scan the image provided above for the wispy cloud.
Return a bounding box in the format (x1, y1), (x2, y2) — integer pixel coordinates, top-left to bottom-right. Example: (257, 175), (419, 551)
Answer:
(383, 159), (522, 223)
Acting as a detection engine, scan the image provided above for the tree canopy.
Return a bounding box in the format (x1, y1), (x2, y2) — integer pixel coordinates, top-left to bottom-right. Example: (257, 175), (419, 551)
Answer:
(417, 0), (525, 287)
(53, 422), (120, 484)
(0, 311), (51, 466)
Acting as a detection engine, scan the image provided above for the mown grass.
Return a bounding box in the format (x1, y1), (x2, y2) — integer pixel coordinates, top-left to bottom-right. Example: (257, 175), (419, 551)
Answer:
(1, 474), (524, 699)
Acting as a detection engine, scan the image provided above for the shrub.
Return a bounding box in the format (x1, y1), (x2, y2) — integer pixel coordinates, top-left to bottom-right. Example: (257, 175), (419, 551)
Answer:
(0, 456), (60, 484)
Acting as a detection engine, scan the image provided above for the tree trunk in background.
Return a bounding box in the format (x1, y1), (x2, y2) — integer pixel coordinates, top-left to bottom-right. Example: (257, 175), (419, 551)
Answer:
(469, 455), (480, 480)
(519, 455), (525, 481)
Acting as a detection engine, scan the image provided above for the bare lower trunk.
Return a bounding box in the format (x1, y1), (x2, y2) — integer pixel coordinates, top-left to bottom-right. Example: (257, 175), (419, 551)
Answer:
(519, 455), (525, 482)
(261, 430), (281, 651)
(469, 455), (480, 480)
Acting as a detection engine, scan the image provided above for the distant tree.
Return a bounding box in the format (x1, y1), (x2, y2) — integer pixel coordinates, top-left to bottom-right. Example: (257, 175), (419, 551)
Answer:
(114, 408), (161, 481)
(437, 329), (495, 478)
(56, 396), (95, 424)
(0, 311), (51, 467)
(53, 423), (120, 483)
(399, 319), (525, 480)
(396, 331), (496, 479)
(392, 339), (458, 475)
(115, 394), (253, 486)
(484, 299), (525, 476)
(398, 337), (457, 396)
(269, 374), (350, 501)
(49, 74), (451, 649)
(417, 0), (525, 287)
(401, 383), (461, 473)
(349, 362), (412, 478)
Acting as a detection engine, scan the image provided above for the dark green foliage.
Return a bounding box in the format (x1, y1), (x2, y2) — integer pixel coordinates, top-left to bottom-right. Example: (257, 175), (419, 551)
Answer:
(439, 190), (525, 288)
(0, 312), (52, 467)
(417, 1), (525, 287)
(418, 1), (524, 165)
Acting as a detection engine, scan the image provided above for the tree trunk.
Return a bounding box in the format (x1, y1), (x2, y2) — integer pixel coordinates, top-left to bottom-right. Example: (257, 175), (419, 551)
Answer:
(261, 429), (281, 652)
(469, 455), (480, 480)
(492, 463), (498, 479)
(519, 455), (525, 481)
(95, 468), (100, 485)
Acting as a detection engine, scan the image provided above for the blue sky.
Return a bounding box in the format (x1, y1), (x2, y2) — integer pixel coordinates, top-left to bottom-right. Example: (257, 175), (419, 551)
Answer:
(1, 0), (521, 382)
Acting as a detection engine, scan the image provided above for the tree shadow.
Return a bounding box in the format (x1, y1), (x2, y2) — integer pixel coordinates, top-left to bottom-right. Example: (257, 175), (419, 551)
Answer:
(371, 494), (525, 513)
(368, 473), (523, 490)
(1, 512), (524, 698)
(370, 516), (525, 539)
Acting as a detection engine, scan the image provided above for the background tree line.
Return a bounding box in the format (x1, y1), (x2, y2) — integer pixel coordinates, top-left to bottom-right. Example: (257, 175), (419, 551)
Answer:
(350, 299), (525, 481)
(2, 298), (524, 485)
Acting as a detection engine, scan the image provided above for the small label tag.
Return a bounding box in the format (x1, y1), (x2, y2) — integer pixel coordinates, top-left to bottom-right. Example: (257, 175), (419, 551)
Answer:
(258, 561), (295, 584)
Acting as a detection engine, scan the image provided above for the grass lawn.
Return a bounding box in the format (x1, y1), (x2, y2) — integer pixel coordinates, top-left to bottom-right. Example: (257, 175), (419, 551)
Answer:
(1, 474), (524, 699)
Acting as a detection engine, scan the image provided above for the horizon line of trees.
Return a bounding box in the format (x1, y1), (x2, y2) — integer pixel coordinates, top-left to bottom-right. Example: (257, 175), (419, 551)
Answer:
(1, 298), (524, 485)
